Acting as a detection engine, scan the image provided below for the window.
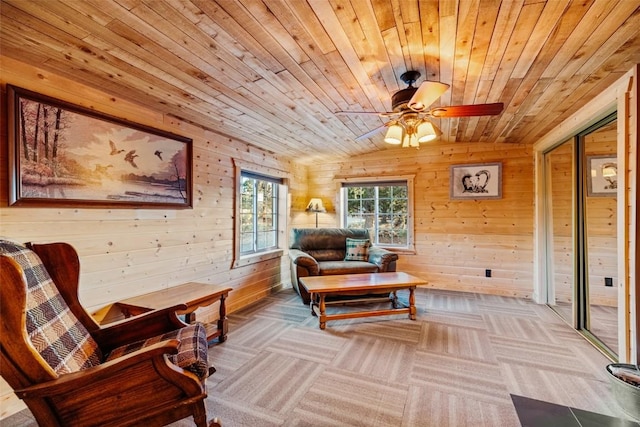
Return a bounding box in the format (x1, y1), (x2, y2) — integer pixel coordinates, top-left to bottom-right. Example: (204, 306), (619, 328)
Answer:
(233, 159), (289, 268)
(341, 177), (414, 249)
(240, 171), (280, 255)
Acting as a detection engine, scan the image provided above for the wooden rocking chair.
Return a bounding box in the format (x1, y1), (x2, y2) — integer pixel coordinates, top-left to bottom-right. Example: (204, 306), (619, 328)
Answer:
(0, 239), (221, 427)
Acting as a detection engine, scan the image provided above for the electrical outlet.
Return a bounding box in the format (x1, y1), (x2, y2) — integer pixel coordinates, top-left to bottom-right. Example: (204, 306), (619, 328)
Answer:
(605, 277), (613, 287)
(485, 269), (491, 278)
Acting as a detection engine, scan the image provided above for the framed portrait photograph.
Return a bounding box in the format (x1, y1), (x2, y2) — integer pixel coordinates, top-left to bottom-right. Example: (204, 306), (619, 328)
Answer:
(587, 155), (617, 197)
(7, 85), (192, 208)
(450, 162), (502, 200)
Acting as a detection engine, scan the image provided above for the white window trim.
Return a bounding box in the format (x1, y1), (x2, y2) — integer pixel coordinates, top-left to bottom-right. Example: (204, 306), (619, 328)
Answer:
(232, 159), (289, 268)
(335, 174), (416, 253)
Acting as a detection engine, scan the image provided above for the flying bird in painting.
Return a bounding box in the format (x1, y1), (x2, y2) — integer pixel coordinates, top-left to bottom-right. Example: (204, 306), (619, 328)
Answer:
(109, 140), (125, 155)
(154, 150), (163, 160)
(124, 150), (139, 168)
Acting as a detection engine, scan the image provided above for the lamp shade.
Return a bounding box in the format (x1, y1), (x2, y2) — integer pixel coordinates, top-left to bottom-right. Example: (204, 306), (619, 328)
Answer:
(407, 81), (450, 112)
(416, 120), (437, 143)
(602, 163), (617, 177)
(306, 198), (326, 212)
(384, 124), (403, 145)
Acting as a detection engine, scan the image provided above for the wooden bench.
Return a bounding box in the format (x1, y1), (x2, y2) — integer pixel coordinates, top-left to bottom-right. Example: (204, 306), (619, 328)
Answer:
(93, 282), (232, 344)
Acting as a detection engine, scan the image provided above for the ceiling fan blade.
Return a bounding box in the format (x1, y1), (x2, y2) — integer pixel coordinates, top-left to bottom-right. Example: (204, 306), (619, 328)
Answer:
(428, 103), (504, 118)
(336, 110), (398, 116)
(354, 125), (386, 141)
(407, 81), (450, 111)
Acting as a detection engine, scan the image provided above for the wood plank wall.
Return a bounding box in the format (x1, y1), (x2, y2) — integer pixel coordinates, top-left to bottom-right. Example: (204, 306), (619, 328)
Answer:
(308, 141), (536, 298)
(0, 57), (311, 418)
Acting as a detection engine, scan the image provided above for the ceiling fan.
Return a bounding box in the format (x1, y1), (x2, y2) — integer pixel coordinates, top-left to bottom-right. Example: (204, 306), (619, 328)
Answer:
(337, 71), (503, 148)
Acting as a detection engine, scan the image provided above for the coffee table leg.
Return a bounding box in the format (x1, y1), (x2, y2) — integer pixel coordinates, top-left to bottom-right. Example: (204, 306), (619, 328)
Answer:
(319, 294), (326, 330)
(310, 293), (317, 317)
(409, 287), (416, 320)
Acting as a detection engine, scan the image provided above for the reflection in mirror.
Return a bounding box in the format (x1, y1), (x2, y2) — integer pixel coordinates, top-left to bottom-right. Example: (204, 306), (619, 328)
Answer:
(584, 119), (617, 354)
(545, 139), (574, 324)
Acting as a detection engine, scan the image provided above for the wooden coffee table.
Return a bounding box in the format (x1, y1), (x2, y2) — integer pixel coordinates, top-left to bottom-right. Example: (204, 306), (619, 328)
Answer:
(299, 272), (426, 329)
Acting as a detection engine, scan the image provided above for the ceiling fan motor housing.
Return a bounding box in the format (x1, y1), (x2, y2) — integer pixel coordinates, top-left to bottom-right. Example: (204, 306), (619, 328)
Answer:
(391, 86), (418, 111)
(392, 70), (421, 111)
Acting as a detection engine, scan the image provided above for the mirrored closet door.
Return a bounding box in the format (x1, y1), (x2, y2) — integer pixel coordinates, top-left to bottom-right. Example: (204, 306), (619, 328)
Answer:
(544, 113), (618, 359)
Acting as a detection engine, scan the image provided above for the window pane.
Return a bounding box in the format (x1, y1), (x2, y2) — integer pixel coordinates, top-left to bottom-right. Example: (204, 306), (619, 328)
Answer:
(347, 199), (362, 213)
(363, 199), (375, 213)
(240, 232), (254, 253)
(347, 187), (374, 199)
(393, 185), (407, 198)
(257, 230), (277, 250)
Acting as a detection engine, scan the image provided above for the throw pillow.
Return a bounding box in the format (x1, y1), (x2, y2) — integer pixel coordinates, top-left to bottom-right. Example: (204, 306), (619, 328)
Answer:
(344, 238), (370, 261)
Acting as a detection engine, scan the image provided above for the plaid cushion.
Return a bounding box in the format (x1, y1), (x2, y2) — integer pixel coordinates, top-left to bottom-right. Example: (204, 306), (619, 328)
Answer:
(106, 323), (210, 380)
(344, 238), (370, 261)
(0, 240), (102, 374)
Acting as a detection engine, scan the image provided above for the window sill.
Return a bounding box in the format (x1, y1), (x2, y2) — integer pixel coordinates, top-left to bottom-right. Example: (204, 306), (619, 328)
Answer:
(376, 245), (416, 255)
(232, 248), (284, 269)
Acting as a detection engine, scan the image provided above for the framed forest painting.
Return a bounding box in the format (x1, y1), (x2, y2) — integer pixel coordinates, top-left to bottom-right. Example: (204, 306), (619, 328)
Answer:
(7, 85), (192, 208)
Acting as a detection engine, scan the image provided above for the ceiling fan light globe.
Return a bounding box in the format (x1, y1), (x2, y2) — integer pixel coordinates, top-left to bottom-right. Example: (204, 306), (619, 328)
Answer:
(408, 134), (419, 148)
(416, 120), (437, 143)
(384, 124), (403, 145)
(419, 134), (437, 143)
(408, 81), (450, 112)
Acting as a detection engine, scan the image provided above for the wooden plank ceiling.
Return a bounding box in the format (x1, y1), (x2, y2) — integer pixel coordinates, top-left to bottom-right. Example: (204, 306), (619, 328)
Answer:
(1, 0), (639, 164)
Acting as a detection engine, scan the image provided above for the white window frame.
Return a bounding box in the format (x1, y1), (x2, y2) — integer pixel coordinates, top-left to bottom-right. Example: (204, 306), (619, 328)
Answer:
(232, 159), (289, 268)
(336, 174), (415, 253)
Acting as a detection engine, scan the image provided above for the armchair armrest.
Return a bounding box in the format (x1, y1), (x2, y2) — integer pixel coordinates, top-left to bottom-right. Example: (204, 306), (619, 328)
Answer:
(92, 304), (188, 351)
(368, 247), (399, 272)
(14, 340), (206, 426)
(289, 249), (319, 275)
(15, 340), (187, 398)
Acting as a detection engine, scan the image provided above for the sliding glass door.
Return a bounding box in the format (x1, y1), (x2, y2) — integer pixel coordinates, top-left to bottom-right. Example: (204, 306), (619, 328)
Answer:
(544, 113), (618, 359)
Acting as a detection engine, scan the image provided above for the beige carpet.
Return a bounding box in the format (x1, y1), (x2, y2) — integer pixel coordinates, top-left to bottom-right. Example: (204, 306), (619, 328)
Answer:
(4, 287), (630, 426)
(193, 287), (627, 426)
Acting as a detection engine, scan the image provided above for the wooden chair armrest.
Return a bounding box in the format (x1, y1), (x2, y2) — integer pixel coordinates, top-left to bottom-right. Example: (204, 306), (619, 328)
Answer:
(14, 340), (201, 399)
(92, 305), (188, 350)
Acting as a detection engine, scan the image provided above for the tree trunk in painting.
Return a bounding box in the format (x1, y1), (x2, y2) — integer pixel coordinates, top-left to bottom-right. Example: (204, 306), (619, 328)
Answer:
(42, 106), (50, 160)
(19, 100), (29, 161)
(53, 108), (62, 159)
(33, 103), (41, 162)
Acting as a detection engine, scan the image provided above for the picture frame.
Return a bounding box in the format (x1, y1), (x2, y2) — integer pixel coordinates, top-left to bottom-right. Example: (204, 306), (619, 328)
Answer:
(7, 85), (192, 208)
(587, 155), (617, 197)
(450, 162), (502, 200)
